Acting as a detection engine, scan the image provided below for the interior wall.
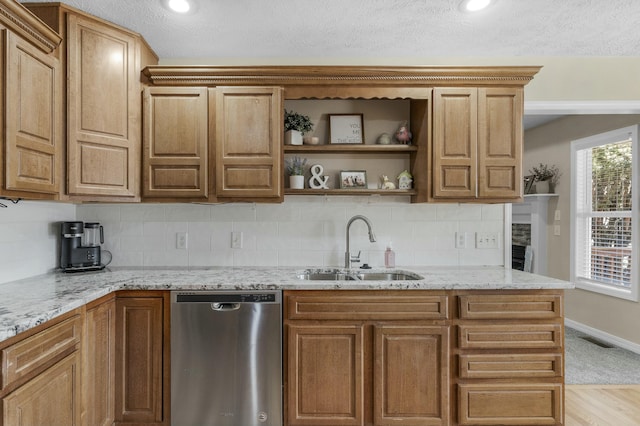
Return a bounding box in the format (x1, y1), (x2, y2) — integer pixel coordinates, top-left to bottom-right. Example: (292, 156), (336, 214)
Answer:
(524, 114), (640, 345)
(0, 201), (75, 284)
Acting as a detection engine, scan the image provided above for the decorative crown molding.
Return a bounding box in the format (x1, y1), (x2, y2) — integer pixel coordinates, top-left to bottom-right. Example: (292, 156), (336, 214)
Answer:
(143, 66), (542, 88)
(0, 0), (62, 53)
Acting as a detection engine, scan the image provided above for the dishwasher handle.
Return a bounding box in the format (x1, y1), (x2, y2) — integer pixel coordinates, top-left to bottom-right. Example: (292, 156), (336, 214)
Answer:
(211, 302), (241, 311)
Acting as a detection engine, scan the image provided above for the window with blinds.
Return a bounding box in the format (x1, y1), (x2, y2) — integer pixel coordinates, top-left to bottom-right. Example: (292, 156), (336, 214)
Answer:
(571, 125), (638, 301)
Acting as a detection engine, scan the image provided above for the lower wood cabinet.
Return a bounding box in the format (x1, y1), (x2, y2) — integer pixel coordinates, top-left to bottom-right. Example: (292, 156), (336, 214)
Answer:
(285, 289), (565, 426)
(0, 311), (82, 425)
(83, 294), (116, 426)
(114, 292), (169, 425)
(285, 291), (451, 426)
(455, 290), (564, 426)
(3, 352), (81, 426)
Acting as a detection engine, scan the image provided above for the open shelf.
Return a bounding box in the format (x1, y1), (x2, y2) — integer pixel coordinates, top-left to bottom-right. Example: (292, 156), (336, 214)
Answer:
(284, 144), (418, 154)
(284, 188), (416, 196)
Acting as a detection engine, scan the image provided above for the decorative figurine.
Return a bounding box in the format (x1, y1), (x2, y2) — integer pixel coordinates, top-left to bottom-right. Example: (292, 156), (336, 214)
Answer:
(309, 164), (329, 189)
(381, 175), (396, 190)
(397, 170), (413, 189)
(377, 133), (392, 145)
(394, 121), (412, 144)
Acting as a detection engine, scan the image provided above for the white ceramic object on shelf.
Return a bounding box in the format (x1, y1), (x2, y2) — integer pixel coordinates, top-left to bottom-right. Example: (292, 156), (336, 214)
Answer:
(285, 130), (303, 145)
(289, 175), (305, 189)
(535, 180), (551, 194)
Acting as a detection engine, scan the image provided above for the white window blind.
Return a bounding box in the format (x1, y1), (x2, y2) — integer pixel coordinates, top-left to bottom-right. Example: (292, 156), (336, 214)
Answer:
(571, 125), (638, 301)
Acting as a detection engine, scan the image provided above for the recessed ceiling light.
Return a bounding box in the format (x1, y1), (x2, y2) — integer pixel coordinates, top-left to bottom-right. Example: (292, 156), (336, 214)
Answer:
(167, 0), (190, 13)
(460, 0), (494, 12)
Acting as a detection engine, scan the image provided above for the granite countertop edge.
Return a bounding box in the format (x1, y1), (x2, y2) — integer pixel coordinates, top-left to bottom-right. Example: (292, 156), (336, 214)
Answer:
(0, 266), (573, 342)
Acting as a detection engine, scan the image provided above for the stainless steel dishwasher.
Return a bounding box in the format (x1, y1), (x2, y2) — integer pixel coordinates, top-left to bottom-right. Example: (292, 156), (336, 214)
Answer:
(171, 290), (282, 426)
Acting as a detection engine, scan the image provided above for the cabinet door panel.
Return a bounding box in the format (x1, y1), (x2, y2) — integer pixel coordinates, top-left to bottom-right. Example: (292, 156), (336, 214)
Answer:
(433, 88), (477, 198)
(458, 383), (562, 425)
(374, 325), (449, 426)
(287, 324), (364, 426)
(67, 14), (138, 197)
(115, 297), (164, 423)
(477, 87), (523, 198)
(143, 87), (208, 198)
(84, 298), (116, 426)
(458, 324), (563, 349)
(2, 314), (80, 388)
(3, 353), (81, 426)
(459, 353), (562, 379)
(459, 294), (563, 320)
(215, 87), (282, 199)
(5, 32), (60, 194)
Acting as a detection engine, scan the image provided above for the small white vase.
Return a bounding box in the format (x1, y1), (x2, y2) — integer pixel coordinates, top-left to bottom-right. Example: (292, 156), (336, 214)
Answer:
(289, 175), (304, 189)
(285, 130), (303, 146)
(535, 180), (551, 194)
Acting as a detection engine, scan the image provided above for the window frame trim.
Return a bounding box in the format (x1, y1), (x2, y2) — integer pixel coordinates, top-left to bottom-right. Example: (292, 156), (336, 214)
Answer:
(570, 124), (639, 302)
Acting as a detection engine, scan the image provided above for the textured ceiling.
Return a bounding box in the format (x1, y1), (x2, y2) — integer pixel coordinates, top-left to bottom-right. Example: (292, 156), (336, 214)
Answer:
(18, 0), (640, 59)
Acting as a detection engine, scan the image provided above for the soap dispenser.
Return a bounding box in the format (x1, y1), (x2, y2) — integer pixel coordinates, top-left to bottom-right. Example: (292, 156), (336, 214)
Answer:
(384, 242), (395, 268)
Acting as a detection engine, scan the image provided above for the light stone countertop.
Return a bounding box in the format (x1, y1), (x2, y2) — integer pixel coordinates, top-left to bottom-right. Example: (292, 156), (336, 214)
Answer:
(0, 266), (573, 342)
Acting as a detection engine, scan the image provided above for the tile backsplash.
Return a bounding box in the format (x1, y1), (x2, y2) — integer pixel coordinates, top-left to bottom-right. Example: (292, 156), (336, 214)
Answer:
(0, 197), (505, 284)
(0, 201), (75, 284)
(76, 196), (506, 269)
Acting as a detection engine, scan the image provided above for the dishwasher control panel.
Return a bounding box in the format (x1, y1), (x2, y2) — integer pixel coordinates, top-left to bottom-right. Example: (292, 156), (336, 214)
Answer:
(175, 292), (279, 303)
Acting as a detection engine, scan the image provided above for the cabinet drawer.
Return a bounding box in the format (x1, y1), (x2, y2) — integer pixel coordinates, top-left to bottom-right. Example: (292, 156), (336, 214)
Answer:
(459, 294), (562, 320)
(2, 315), (81, 388)
(458, 383), (562, 425)
(286, 292), (449, 320)
(458, 324), (562, 349)
(459, 353), (562, 379)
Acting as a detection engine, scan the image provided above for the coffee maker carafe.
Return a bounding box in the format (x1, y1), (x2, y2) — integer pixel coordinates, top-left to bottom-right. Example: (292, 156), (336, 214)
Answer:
(60, 221), (109, 272)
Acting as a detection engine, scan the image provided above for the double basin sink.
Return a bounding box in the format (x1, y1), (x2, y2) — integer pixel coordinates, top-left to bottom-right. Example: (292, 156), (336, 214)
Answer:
(297, 269), (423, 281)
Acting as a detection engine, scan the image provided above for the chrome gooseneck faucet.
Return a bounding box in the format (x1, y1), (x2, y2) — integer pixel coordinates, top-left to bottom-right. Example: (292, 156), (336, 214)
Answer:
(345, 215), (376, 268)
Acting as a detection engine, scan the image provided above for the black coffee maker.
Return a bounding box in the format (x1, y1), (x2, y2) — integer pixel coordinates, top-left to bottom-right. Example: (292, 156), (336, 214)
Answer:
(60, 221), (105, 272)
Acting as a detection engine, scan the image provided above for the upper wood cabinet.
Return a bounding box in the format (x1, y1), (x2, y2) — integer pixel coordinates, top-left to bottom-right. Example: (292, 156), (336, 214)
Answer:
(143, 87), (209, 200)
(0, 0), (61, 200)
(215, 86), (283, 201)
(24, 3), (159, 201)
(143, 66), (536, 203)
(432, 87), (523, 201)
(4, 32), (60, 196)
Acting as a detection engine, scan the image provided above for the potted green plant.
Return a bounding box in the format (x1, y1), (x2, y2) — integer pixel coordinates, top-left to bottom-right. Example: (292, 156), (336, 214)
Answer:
(284, 110), (313, 146)
(529, 163), (561, 194)
(285, 156), (307, 189)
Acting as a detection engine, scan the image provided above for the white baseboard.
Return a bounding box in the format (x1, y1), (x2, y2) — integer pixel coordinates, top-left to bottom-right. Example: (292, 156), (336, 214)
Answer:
(565, 318), (640, 355)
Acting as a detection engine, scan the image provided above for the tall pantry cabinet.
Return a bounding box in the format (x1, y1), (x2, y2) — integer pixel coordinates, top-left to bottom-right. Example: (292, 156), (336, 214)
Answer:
(0, 0), (61, 199)
(24, 2), (159, 200)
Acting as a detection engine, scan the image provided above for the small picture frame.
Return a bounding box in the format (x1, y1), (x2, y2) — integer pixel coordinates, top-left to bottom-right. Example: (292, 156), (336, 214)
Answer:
(329, 114), (364, 145)
(523, 175), (535, 194)
(340, 170), (367, 189)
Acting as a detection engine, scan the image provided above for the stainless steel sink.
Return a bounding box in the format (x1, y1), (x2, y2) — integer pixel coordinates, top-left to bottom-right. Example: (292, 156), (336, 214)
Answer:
(296, 269), (423, 281)
(296, 272), (357, 281)
(355, 272), (422, 281)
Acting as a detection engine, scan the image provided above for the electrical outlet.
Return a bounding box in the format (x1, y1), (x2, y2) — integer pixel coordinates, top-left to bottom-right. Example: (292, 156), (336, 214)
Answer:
(176, 232), (188, 250)
(231, 231), (243, 249)
(476, 232), (500, 249)
(455, 232), (468, 248)
(554, 210), (561, 221)
(554, 225), (561, 236)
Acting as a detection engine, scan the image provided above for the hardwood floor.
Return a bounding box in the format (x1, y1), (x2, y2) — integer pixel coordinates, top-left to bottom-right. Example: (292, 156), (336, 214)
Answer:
(566, 385), (640, 425)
